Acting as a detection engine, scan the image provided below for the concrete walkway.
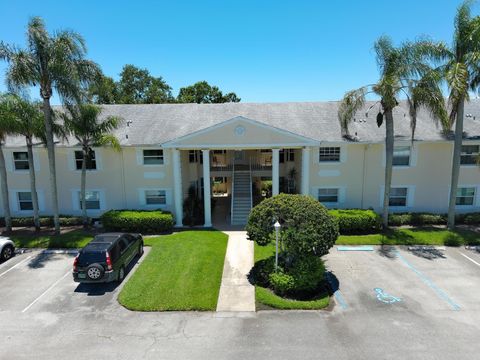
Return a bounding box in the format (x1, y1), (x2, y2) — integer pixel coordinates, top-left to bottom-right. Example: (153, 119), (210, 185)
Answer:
(216, 231), (255, 312)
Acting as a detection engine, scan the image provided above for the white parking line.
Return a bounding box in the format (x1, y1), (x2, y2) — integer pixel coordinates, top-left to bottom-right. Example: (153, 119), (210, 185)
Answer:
(22, 271), (71, 313)
(0, 256), (33, 278)
(460, 252), (480, 267)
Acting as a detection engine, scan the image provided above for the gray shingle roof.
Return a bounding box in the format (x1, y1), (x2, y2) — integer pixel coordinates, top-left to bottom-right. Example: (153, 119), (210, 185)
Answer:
(4, 100), (480, 147)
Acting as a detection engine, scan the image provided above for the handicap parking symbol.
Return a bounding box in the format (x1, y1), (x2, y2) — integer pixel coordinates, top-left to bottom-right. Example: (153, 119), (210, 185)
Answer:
(374, 288), (402, 304)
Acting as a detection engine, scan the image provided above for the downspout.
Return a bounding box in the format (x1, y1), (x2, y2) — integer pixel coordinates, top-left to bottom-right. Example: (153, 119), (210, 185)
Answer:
(120, 148), (127, 208)
(361, 144), (368, 209)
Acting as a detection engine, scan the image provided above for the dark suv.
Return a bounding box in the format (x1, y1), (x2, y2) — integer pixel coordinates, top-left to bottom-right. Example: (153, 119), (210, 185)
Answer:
(73, 233), (143, 283)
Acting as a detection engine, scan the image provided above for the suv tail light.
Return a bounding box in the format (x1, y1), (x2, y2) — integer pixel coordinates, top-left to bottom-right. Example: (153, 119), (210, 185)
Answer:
(106, 252), (113, 271)
(73, 254), (79, 272)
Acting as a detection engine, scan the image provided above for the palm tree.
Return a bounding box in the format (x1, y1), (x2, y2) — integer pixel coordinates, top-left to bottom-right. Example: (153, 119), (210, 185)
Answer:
(433, 1), (480, 229)
(62, 104), (121, 227)
(0, 99), (17, 232)
(0, 17), (100, 234)
(0, 94), (47, 231)
(338, 37), (447, 228)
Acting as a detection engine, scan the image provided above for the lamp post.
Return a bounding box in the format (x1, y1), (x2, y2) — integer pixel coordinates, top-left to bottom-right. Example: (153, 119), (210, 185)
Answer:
(274, 221), (281, 271)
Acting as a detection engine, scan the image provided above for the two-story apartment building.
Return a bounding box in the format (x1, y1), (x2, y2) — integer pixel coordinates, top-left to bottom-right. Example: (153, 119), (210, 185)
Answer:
(1, 100), (479, 227)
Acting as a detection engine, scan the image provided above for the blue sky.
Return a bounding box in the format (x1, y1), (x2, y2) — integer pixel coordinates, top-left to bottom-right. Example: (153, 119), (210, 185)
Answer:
(0, 0), (464, 104)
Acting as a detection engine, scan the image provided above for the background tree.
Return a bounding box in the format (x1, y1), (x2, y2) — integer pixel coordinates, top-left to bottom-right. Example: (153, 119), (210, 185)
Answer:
(62, 104), (121, 226)
(177, 81), (241, 103)
(338, 37), (447, 228)
(88, 75), (118, 104)
(0, 94), (45, 231)
(0, 16), (100, 234)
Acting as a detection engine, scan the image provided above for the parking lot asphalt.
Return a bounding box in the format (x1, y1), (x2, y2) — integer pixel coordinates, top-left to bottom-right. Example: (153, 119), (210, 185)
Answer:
(1, 245), (480, 360)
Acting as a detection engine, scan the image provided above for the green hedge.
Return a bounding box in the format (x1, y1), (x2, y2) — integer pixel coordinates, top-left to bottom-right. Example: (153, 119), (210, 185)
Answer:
(329, 209), (381, 235)
(0, 216), (84, 227)
(100, 210), (174, 234)
(388, 213), (446, 226)
(458, 212), (480, 225)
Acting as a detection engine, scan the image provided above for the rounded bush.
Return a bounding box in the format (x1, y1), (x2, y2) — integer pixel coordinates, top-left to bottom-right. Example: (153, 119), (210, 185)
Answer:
(329, 209), (381, 234)
(269, 272), (295, 296)
(287, 256), (326, 294)
(246, 194), (339, 257)
(444, 233), (463, 247)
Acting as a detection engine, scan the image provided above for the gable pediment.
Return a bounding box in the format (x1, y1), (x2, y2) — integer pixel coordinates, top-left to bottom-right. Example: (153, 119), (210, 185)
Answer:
(162, 116), (318, 149)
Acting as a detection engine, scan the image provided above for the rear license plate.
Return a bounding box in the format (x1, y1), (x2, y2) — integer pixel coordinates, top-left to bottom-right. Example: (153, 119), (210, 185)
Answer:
(78, 273), (86, 279)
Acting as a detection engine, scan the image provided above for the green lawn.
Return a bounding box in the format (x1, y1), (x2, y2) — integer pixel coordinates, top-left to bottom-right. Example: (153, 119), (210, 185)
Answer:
(118, 230), (228, 311)
(336, 227), (480, 246)
(10, 229), (93, 248)
(254, 241), (330, 310)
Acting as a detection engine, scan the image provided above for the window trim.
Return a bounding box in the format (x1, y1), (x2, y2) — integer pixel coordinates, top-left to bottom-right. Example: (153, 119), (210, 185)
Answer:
(71, 189), (105, 212)
(142, 149), (164, 166)
(144, 189), (167, 206)
(383, 143), (418, 168)
(12, 151), (30, 171)
(392, 145), (411, 167)
(460, 144), (480, 166)
(454, 185), (479, 208)
(137, 188), (172, 208)
(69, 148), (102, 171)
(314, 186), (346, 207)
(380, 185), (415, 210)
(77, 190), (102, 210)
(17, 191), (33, 211)
(9, 189), (45, 213)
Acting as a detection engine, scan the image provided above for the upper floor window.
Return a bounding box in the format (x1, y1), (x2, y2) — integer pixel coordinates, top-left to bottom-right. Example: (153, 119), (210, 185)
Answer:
(143, 149), (164, 165)
(189, 150), (203, 163)
(319, 147), (340, 162)
(280, 149), (295, 163)
(456, 187), (476, 206)
(318, 188), (339, 203)
(13, 152), (29, 170)
(393, 146), (411, 166)
(75, 150), (96, 170)
(460, 145), (479, 165)
(17, 191), (33, 210)
(389, 187), (408, 207)
(78, 191), (101, 210)
(145, 190), (166, 205)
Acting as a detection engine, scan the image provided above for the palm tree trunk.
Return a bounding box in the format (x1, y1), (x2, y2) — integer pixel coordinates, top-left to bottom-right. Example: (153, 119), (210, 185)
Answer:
(81, 147), (88, 227)
(0, 143), (12, 232)
(447, 99), (465, 229)
(42, 98), (60, 235)
(26, 137), (40, 231)
(382, 108), (394, 229)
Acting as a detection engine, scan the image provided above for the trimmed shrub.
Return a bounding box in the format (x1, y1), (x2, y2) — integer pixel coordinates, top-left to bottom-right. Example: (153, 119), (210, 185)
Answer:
(444, 233), (463, 247)
(329, 209), (381, 234)
(388, 213), (446, 226)
(246, 194), (339, 257)
(287, 256), (326, 294)
(248, 256), (275, 287)
(269, 272), (295, 296)
(461, 212), (480, 225)
(101, 210), (174, 234)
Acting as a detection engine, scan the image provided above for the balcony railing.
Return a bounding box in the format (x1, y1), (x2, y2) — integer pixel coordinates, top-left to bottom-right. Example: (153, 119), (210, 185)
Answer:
(211, 157), (272, 172)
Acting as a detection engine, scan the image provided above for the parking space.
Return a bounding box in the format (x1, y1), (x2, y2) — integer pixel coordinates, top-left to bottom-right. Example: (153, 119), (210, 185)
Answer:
(0, 248), (150, 314)
(325, 245), (480, 314)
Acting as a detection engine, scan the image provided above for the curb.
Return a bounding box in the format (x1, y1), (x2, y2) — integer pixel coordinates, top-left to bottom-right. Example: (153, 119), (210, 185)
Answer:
(15, 248), (79, 255)
(407, 245), (446, 251)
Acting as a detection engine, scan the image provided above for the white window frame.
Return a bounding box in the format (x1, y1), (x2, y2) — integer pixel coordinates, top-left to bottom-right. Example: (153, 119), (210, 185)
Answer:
(136, 147), (168, 166)
(78, 190), (101, 210)
(71, 189), (106, 212)
(315, 186), (346, 207)
(68, 148), (102, 171)
(380, 185), (415, 210)
(12, 151), (30, 171)
(5, 149), (41, 173)
(454, 185), (479, 208)
(137, 188), (172, 209)
(392, 145), (411, 167)
(9, 189), (45, 213)
(142, 149), (164, 165)
(383, 143), (417, 168)
(460, 144), (480, 166)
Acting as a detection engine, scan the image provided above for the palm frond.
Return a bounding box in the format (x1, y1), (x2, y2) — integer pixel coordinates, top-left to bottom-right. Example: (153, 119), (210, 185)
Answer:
(338, 87), (367, 136)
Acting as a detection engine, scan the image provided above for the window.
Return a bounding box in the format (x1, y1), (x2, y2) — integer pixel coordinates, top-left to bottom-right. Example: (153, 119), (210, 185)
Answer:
(213, 150), (226, 154)
(393, 146), (411, 166)
(78, 191), (101, 210)
(213, 177), (227, 184)
(319, 147), (340, 162)
(389, 188), (408, 207)
(145, 190), (166, 205)
(318, 188), (339, 203)
(456, 187), (475, 206)
(13, 152), (29, 170)
(75, 150), (96, 170)
(17, 192), (33, 210)
(189, 150), (203, 163)
(460, 145), (479, 165)
(280, 149), (295, 163)
(143, 149), (164, 165)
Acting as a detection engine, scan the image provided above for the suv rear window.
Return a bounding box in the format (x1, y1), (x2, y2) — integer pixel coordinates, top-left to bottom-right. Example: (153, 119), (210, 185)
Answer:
(77, 251), (106, 266)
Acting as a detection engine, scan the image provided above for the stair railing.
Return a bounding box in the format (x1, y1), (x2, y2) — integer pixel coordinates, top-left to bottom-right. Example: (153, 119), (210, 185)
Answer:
(230, 157), (235, 225)
(249, 157), (253, 210)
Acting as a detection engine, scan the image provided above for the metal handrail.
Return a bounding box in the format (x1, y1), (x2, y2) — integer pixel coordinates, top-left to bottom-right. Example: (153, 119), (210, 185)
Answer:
(249, 158), (253, 210)
(230, 157), (235, 225)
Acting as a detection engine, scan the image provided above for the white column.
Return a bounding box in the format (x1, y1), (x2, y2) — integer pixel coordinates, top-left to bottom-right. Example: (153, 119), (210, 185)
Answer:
(301, 147), (310, 196)
(202, 149), (212, 227)
(272, 148), (280, 196)
(172, 149), (183, 227)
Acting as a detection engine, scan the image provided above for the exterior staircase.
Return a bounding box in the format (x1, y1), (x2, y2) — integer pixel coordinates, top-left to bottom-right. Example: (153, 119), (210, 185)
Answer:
(231, 167), (252, 225)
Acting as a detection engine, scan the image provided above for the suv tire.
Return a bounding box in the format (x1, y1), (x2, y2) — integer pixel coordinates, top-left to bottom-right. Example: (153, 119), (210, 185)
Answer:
(139, 243), (144, 256)
(86, 263), (104, 280)
(118, 266), (125, 283)
(1, 245), (14, 262)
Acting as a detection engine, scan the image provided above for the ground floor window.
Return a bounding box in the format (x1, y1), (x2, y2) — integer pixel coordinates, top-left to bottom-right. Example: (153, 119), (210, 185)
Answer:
(318, 188), (339, 203)
(17, 191), (33, 210)
(144, 190), (166, 205)
(13, 151), (29, 170)
(389, 187), (408, 207)
(78, 191), (101, 210)
(456, 187), (475, 206)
